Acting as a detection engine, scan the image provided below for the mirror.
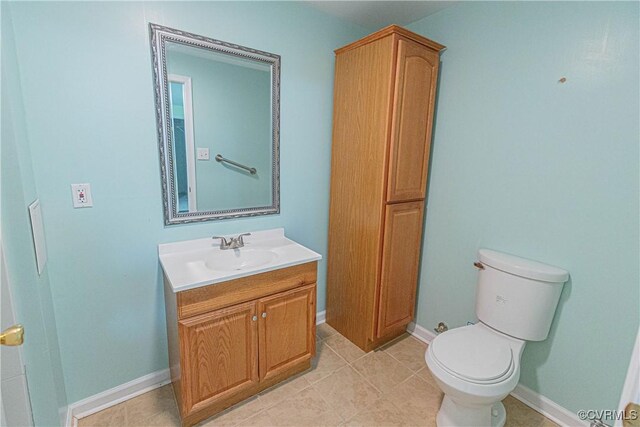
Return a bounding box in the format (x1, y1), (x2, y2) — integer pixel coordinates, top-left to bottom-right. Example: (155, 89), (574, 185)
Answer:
(150, 24), (280, 225)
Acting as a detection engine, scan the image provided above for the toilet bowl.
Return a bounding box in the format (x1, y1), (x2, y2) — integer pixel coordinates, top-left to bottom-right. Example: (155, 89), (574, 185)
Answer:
(426, 323), (524, 427)
(424, 249), (568, 427)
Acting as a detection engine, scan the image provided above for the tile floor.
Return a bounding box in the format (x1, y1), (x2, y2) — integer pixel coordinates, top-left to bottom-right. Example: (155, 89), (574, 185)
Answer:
(78, 324), (558, 427)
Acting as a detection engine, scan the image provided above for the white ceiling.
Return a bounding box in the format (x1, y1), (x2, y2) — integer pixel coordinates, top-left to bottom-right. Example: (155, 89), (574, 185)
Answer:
(306, 1), (456, 30)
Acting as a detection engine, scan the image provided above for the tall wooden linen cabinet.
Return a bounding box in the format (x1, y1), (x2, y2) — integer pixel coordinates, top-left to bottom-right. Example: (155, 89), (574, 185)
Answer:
(326, 26), (444, 352)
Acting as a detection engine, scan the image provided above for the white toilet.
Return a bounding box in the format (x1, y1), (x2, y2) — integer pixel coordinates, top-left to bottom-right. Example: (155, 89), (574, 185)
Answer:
(425, 249), (569, 427)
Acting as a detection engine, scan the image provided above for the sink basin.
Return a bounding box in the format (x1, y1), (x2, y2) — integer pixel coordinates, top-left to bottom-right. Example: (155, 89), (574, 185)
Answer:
(205, 249), (278, 272)
(159, 228), (322, 292)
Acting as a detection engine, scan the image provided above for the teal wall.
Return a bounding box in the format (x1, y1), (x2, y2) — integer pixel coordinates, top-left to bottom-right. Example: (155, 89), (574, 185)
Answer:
(6, 1), (366, 405)
(1, 4), (68, 425)
(407, 1), (639, 418)
(167, 51), (272, 211)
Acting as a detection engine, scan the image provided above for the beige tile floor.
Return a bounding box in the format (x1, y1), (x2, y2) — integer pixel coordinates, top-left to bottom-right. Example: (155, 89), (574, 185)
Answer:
(78, 324), (558, 427)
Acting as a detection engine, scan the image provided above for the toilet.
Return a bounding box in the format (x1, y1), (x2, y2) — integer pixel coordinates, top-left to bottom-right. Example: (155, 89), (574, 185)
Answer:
(425, 249), (569, 427)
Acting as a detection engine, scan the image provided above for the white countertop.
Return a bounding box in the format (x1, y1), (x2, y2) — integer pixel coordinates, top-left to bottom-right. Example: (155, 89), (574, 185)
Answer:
(159, 228), (322, 293)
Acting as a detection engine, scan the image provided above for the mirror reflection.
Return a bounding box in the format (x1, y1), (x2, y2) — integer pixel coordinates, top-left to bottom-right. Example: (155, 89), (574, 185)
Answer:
(150, 24), (280, 224)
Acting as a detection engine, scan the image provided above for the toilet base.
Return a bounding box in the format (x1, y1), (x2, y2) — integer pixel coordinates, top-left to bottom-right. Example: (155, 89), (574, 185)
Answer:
(492, 402), (506, 427)
(436, 396), (506, 427)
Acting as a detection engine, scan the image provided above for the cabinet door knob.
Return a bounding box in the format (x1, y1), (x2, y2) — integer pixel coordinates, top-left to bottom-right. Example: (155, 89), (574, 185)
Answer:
(252, 315), (257, 321)
(262, 312), (267, 318)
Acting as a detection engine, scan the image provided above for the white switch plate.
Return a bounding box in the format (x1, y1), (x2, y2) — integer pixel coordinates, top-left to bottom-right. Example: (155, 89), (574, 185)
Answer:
(71, 183), (93, 208)
(196, 148), (210, 160)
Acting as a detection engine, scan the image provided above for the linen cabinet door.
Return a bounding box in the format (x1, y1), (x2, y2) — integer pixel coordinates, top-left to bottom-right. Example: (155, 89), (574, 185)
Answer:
(258, 284), (316, 381)
(376, 202), (425, 338)
(387, 38), (439, 202)
(179, 301), (258, 414)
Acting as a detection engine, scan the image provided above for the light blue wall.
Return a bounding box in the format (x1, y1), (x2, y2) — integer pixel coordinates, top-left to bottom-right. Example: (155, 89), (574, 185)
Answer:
(7, 1), (366, 404)
(167, 51), (272, 211)
(408, 1), (639, 418)
(1, 4), (68, 424)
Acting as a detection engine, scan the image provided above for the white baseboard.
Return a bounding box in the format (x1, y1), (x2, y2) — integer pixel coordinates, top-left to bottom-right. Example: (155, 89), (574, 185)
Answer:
(511, 383), (587, 427)
(406, 322), (586, 427)
(59, 405), (68, 427)
(66, 310), (328, 426)
(65, 369), (171, 426)
(407, 321), (437, 343)
(65, 316), (584, 427)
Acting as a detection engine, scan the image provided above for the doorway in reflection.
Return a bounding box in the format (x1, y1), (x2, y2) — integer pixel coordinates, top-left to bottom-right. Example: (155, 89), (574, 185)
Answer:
(169, 77), (196, 213)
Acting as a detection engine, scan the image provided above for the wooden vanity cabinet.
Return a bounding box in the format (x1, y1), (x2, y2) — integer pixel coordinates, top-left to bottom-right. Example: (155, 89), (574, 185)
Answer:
(326, 26), (444, 352)
(164, 262), (317, 427)
(258, 285), (316, 381)
(179, 302), (259, 415)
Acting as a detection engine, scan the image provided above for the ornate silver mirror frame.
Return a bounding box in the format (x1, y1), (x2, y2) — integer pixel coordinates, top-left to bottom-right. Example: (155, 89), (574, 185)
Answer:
(149, 23), (280, 225)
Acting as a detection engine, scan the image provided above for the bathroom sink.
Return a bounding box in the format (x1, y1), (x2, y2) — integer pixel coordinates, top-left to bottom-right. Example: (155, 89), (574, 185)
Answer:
(205, 249), (278, 272)
(158, 228), (322, 292)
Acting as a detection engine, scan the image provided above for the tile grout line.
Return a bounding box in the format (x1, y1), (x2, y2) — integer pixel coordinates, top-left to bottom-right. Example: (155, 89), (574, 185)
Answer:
(320, 336), (384, 395)
(377, 345), (420, 382)
(345, 354), (385, 396)
(231, 334), (345, 427)
(257, 330), (348, 423)
(383, 345), (423, 374)
(313, 349), (381, 424)
(312, 333), (382, 424)
(231, 399), (269, 426)
(321, 335), (368, 365)
(339, 357), (422, 425)
(232, 372), (319, 426)
(381, 336), (430, 373)
(379, 340), (448, 393)
(230, 407), (265, 427)
(308, 380), (348, 424)
(231, 328), (342, 427)
(324, 334), (425, 397)
(312, 342), (350, 383)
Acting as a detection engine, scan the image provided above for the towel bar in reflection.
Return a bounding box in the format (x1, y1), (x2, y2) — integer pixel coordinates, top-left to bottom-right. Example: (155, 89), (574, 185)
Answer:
(215, 154), (257, 175)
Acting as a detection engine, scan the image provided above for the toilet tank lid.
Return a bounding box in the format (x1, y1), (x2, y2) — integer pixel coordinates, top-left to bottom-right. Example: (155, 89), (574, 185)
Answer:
(478, 249), (569, 283)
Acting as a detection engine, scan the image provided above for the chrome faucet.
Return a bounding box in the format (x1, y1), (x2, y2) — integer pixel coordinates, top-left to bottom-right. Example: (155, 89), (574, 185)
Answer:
(212, 233), (251, 250)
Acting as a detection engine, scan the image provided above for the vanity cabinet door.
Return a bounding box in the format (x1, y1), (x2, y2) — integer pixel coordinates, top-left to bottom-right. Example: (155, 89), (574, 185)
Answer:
(376, 202), (424, 338)
(258, 284), (316, 381)
(386, 38), (439, 203)
(179, 301), (258, 413)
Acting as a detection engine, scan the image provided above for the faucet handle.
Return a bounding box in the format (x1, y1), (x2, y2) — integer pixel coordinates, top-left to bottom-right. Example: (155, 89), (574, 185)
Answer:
(237, 233), (251, 245)
(212, 236), (229, 248)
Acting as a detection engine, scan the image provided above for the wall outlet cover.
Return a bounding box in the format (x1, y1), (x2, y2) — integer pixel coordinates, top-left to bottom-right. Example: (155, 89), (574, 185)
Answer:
(71, 183), (93, 208)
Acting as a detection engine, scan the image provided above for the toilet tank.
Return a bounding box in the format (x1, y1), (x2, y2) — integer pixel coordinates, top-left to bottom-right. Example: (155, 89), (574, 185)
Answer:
(475, 249), (569, 341)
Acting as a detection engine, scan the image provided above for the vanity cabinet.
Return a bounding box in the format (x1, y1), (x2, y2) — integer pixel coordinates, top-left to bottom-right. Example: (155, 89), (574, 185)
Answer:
(258, 285), (316, 381)
(326, 25), (444, 352)
(164, 262), (317, 427)
(179, 302), (258, 414)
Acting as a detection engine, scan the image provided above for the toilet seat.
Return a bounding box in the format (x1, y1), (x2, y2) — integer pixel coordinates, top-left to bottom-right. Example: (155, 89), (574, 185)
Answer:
(431, 325), (515, 385)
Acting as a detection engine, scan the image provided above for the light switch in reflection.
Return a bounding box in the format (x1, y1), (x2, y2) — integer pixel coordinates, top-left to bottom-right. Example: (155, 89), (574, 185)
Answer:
(28, 199), (48, 275)
(197, 148), (210, 160)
